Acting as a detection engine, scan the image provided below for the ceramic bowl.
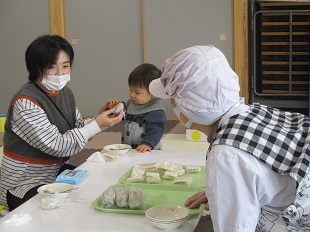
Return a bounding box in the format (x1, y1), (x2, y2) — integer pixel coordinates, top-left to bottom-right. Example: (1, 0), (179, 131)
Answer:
(103, 144), (131, 155)
(147, 218), (188, 230)
(145, 204), (189, 222)
(145, 205), (189, 230)
(37, 183), (74, 199)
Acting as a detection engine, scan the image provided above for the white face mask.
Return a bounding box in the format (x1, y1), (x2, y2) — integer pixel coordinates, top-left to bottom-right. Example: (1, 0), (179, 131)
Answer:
(42, 73), (71, 92)
(173, 104), (193, 128)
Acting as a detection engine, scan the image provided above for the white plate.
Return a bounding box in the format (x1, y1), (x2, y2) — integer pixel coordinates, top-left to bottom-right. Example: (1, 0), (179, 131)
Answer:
(37, 183), (74, 198)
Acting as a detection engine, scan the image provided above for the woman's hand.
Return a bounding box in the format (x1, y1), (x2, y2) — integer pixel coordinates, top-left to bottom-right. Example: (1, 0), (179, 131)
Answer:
(184, 192), (207, 209)
(136, 144), (151, 153)
(95, 108), (123, 128)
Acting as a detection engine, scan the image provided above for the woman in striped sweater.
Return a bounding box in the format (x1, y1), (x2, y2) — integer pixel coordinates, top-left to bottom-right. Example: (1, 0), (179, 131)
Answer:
(0, 35), (123, 211)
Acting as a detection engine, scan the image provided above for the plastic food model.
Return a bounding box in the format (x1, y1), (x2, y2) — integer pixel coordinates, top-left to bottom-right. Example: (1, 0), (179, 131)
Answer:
(115, 187), (129, 208)
(114, 102), (124, 116)
(101, 187), (116, 208)
(106, 102), (125, 117)
(126, 161), (200, 184)
(114, 102), (125, 117)
(128, 187), (144, 209)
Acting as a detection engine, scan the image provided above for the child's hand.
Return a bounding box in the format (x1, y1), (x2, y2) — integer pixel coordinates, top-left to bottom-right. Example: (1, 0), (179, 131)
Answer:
(98, 100), (121, 115)
(136, 144), (152, 153)
(107, 99), (121, 108)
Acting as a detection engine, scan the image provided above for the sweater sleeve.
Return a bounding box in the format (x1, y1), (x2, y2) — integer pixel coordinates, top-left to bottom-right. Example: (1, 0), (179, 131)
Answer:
(11, 97), (101, 158)
(141, 110), (167, 149)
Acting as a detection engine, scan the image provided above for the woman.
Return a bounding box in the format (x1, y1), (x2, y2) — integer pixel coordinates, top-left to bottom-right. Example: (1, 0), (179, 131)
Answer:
(0, 35), (123, 211)
(149, 45), (310, 231)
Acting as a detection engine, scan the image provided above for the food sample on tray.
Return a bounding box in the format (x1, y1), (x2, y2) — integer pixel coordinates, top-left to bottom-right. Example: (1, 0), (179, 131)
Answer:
(127, 177), (144, 183)
(145, 172), (161, 183)
(178, 169), (186, 176)
(142, 163), (159, 171)
(174, 177), (193, 185)
(127, 166), (145, 182)
(131, 166), (145, 177)
(125, 161), (201, 184)
(158, 161), (182, 172)
(100, 186), (145, 209)
(146, 176), (161, 184)
(184, 165), (201, 173)
(145, 172), (160, 178)
(163, 171), (178, 180)
(115, 187), (129, 208)
(103, 153), (119, 161)
(128, 187), (145, 209)
(101, 187), (116, 209)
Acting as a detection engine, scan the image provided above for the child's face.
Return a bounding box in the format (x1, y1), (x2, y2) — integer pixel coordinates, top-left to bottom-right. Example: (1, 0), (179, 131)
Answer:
(129, 85), (153, 105)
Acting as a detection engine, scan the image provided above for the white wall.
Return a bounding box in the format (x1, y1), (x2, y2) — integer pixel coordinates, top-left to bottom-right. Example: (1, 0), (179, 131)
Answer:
(66, 0), (143, 117)
(0, 0), (50, 114)
(144, 0), (232, 117)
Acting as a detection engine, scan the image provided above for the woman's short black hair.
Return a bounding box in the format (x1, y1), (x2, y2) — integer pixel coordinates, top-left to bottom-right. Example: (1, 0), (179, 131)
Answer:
(25, 34), (74, 82)
(128, 63), (162, 91)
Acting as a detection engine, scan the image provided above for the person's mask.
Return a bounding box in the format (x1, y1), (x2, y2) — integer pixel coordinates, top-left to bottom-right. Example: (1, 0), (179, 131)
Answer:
(173, 103), (193, 128)
(42, 73), (70, 92)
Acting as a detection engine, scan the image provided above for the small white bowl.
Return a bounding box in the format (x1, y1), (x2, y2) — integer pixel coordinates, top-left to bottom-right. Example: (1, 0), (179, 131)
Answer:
(145, 204), (189, 222)
(103, 144), (131, 155)
(147, 218), (188, 230)
(37, 183), (74, 199)
(146, 216), (189, 223)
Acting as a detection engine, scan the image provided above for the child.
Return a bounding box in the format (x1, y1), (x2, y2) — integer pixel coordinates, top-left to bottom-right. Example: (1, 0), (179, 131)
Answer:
(108, 63), (167, 153)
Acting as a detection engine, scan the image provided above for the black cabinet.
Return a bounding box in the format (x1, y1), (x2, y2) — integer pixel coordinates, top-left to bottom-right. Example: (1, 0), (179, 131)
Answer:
(249, 1), (310, 114)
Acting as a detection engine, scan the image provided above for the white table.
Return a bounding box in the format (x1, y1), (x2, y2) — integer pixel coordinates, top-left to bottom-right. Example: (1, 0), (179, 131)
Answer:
(0, 149), (206, 232)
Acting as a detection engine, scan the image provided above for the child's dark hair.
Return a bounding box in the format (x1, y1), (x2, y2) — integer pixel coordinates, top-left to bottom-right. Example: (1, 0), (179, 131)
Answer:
(128, 63), (162, 91)
(25, 34), (74, 82)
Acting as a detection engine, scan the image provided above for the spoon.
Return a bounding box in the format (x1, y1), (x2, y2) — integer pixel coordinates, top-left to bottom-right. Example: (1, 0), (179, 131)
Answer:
(109, 147), (128, 150)
(43, 187), (79, 194)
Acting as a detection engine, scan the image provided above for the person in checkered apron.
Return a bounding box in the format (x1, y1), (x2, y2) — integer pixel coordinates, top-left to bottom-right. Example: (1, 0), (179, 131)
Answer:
(149, 45), (310, 232)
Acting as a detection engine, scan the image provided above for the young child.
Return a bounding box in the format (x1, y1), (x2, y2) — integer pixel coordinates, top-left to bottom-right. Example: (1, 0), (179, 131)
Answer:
(108, 63), (167, 153)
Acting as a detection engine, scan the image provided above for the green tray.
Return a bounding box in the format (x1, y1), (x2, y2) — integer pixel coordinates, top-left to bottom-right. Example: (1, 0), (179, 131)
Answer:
(119, 164), (206, 188)
(92, 183), (205, 216)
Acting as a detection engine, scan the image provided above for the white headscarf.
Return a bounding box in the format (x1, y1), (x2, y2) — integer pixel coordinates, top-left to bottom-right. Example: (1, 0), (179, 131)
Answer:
(149, 45), (240, 125)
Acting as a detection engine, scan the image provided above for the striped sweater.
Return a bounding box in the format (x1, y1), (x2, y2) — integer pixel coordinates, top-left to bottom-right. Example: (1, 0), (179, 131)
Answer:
(0, 82), (100, 208)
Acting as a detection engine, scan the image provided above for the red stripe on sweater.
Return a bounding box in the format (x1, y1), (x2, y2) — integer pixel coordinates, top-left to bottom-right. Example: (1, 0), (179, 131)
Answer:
(3, 148), (64, 165)
(12, 96), (42, 109)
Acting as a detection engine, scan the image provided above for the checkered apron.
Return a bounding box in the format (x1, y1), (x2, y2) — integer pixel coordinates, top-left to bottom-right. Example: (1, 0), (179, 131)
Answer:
(211, 103), (310, 229)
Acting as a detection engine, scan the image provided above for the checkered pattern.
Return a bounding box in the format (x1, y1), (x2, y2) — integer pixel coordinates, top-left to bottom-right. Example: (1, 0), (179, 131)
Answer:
(212, 103), (310, 185)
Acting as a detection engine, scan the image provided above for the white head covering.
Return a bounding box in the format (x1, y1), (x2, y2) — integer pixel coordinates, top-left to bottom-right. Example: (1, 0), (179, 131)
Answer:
(149, 45), (240, 125)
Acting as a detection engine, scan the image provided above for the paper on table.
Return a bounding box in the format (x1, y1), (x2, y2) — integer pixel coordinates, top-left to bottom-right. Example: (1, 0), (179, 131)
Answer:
(86, 151), (105, 163)
(3, 212), (32, 226)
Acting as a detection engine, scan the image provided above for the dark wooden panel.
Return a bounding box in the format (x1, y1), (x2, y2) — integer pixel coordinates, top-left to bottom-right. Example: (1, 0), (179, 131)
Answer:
(254, 2), (310, 96)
